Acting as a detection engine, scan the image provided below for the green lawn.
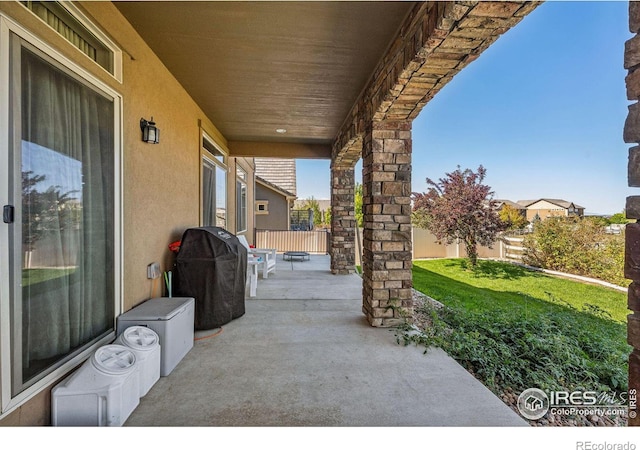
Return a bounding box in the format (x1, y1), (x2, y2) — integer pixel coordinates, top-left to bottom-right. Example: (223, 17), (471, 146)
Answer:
(22, 268), (76, 286)
(407, 258), (630, 395)
(413, 258), (628, 323)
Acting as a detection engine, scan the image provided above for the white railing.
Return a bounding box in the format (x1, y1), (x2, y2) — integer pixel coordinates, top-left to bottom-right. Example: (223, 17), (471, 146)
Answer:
(502, 236), (525, 261)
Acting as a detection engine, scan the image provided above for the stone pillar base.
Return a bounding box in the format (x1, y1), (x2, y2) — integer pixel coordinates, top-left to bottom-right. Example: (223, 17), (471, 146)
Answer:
(361, 120), (413, 327)
(330, 165), (356, 275)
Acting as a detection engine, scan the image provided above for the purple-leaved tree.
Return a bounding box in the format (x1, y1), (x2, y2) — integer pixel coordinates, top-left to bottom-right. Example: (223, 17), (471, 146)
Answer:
(412, 165), (505, 267)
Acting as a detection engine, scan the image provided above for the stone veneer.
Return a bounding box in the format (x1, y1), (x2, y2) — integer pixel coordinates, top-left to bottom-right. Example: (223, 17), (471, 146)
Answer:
(332, 1), (540, 167)
(361, 120), (413, 327)
(330, 166), (356, 275)
(329, 1), (540, 327)
(624, 0), (640, 427)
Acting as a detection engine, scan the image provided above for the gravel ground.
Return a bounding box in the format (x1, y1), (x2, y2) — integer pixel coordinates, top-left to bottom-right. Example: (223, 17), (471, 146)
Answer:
(410, 289), (628, 427)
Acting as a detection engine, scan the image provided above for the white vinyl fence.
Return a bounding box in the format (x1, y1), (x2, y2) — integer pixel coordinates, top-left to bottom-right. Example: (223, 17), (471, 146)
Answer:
(255, 229), (329, 254)
(410, 227), (524, 261)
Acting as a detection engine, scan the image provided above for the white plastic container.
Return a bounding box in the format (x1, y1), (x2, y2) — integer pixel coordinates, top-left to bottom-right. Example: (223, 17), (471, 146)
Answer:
(51, 345), (140, 427)
(117, 297), (194, 376)
(114, 326), (161, 397)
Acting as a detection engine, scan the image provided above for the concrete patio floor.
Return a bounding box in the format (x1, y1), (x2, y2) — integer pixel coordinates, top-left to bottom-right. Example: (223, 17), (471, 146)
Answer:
(124, 254), (527, 427)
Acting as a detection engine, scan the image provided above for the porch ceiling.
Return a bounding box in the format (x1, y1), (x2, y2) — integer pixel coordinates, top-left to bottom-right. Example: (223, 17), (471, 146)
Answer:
(114, 1), (415, 151)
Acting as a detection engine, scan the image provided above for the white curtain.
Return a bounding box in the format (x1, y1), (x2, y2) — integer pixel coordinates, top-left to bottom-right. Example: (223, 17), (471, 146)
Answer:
(16, 45), (114, 387)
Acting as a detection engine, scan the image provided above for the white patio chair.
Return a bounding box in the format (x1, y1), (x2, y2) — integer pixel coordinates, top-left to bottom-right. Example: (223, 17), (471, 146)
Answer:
(237, 235), (277, 279)
(246, 256), (259, 297)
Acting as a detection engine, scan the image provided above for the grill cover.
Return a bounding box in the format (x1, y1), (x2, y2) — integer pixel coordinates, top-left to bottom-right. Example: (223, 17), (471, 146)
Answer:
(174, 227), (247, 330)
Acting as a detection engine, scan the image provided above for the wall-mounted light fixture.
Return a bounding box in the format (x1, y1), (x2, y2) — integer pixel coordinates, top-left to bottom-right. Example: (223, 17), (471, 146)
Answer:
(140, 117), (160, 144)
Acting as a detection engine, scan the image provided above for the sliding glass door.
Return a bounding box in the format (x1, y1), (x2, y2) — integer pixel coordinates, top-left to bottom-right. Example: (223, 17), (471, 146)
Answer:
(6, 34), (117, 396)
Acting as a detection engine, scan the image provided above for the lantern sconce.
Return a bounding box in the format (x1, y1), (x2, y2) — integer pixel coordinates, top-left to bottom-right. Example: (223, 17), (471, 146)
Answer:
(140, 117), (160, 144)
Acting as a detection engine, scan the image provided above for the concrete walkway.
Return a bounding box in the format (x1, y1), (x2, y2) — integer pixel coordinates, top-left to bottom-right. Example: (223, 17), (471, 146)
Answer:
(125, 255), (527, 426)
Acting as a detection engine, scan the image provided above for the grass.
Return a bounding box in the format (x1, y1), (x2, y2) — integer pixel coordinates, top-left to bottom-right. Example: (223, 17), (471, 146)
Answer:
(22, 268), (76, 286)
(412, 259), (628, 323)
(404, 258), (630, 397)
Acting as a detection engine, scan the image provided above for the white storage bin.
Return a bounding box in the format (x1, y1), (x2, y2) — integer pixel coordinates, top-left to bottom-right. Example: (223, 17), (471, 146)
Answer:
(114, 326), (161, 397)
(51, 345), (140, 427)
(117, 297), (194, 376)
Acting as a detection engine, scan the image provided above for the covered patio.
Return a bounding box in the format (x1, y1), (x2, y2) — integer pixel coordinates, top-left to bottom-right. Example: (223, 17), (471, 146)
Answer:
(124, 255), (526, 426)
(114, 0), (541, 327)
(4, 1), (637, 429)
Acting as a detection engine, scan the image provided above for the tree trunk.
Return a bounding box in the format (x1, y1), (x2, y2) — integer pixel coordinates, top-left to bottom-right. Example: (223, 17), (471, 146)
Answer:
(465, 237), (478, 267)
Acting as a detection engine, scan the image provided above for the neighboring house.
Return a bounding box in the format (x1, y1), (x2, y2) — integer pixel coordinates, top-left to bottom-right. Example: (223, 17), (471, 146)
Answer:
(493, 199), (527, 218)
(255, 176), (296, 231)
(254, 158), (297, 197)
(494, 199), (526, 212)
(517, 198), (585, 221)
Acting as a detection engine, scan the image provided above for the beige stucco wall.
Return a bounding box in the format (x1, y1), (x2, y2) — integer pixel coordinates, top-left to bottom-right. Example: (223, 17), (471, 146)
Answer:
(524, 200), (571, 221)
(0, 1), (254, 425)
(525, 208), (567, 221)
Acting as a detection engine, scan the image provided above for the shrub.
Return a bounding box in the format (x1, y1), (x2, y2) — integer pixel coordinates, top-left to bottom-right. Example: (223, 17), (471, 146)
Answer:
(522, 217), (627, 287)
(397, 302), (629, 395)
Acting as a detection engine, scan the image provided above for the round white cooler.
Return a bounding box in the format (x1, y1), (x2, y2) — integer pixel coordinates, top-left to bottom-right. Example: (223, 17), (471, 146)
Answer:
(51, 344), (140, 426)
(114, 326), (161, 397)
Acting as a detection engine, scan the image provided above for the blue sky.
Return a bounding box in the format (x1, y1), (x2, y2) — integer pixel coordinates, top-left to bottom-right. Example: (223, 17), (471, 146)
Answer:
(296, 1), (632, 215)
(22, 141), (83, 200)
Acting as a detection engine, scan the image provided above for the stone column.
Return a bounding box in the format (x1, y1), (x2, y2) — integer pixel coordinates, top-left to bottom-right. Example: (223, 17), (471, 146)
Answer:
(330, 165), (356, 275)
(361, 120), (413, 327)
(624, 1), (640, 427)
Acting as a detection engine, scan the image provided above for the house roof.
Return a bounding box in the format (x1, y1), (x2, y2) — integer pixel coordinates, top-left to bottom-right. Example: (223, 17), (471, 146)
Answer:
(256, 176), (296, 199)
(494, 199), (525, 210)
(517, 199), (585, 210)
(254, 158), (297, 196)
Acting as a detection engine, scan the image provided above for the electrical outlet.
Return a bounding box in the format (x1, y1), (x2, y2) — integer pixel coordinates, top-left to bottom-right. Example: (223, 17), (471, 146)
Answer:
(147, 262), (161, 279)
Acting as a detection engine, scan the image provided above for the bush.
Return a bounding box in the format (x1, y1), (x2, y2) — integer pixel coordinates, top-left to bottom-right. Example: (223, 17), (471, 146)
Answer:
(397, 302), (629, 395)
(522, 217), (627, 287)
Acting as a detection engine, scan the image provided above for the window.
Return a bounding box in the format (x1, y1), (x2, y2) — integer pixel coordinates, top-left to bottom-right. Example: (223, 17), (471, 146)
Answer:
(202, 134), (226, 228)
(1, 20), (121, 405)
(236, 167), (247, 233)
(255, 201), (269, 215)
(20, 1), (122, 81)
(203, 136), (225, 164)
